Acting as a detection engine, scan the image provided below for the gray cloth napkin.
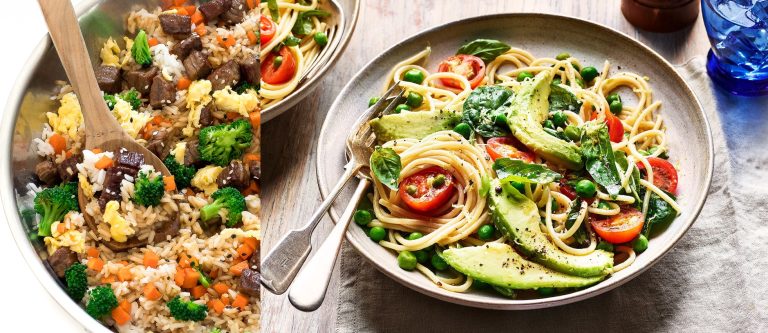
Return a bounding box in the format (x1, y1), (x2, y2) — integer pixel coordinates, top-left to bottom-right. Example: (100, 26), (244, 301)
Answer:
(335, 58), (768, 333)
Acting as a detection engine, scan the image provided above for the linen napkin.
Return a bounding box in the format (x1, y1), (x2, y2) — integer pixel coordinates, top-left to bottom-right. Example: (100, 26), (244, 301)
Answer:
(335, 57), (768, 333)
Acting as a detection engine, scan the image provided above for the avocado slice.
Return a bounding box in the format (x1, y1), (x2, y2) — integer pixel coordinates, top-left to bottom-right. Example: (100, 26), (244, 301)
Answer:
(370, 110), (462, 143)
(506, 70), (582, 170)
(489, 178), (613, 277)
(442, 243), (605, 290)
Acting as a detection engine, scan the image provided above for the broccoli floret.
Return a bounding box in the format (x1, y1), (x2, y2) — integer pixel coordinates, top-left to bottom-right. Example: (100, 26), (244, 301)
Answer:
(131, 29), (152, 66)
(234, 81), (254, 94)
(132, 172), (165, 207)
(167, 296), (208, 322)
(198, 119), (253, 166)
(34, 182), (79, 237)
(163, 156), (196, 189)
(103, 94), (117, 110)
(65, 263), (88, 301)
(200, 187), (246, 227)
(210, 329), (222, 333)
(191, 262), (212, 288)
(86, 286), (118, 319)
(104, 88), (142, 111)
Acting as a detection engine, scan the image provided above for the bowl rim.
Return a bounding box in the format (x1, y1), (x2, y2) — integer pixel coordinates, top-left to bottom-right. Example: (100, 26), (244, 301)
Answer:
(314, 12), (714, 310)
(260, 0), (362, 122)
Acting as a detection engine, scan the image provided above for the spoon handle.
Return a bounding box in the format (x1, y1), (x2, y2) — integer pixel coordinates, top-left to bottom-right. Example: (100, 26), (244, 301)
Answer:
(288, 178), (370, 312)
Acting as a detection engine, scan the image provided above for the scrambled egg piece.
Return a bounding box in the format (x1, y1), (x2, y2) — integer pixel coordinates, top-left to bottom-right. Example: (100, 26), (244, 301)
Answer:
(47, 92), (83, 141)
(122, 37), (135, 67)
(191, 165), (224, 195)
(112, 97), (152, 139)
(44, 212), (86, 255)
(183, 80), (213, 137)
(100, 37), (121, 67)
(79, 174), (94, 199)
(171, 142), (187, 165)
(103, 201), (135, 243)
(213, 87), (259, 117)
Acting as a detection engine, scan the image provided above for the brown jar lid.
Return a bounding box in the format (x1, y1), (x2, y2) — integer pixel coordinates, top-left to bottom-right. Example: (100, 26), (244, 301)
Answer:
(622, 0), (700, 33)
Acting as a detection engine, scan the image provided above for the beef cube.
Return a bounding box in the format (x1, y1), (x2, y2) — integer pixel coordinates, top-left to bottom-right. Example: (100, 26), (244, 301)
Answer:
(239, 268), (260, 297)
(183, 51), (212, 80)
(123, 67), (159, 95)
(146, 129), (170, 159)
(115, 150), (144, 170)
(184, 140), (201, 166)
(36, 160), (59, 185)
(221, 0), (247, 25)
(199, 0), (231, 21)
(57, 154), (82, 182)
(95, 65), (122, 93)
(170, 34), (202, 59)
(216, 160), (250, 189)
(159, 14), (192, 38)
(99, 165), (138, 208)
(207, 60), (241, 91)
(151, 218), (180, 243)
(48, 248), (78, 278)
(239, 55), (260, 85)
(149, 76), (176, 108)
(248, 159), (260, 181)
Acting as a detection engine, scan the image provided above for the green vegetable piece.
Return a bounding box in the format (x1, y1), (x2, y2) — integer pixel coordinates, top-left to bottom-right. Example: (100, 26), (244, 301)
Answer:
(550, 111), (567, 128)
(633, 234), (649, 253)
(580, 121), (623, 196)
(596, 241), (614, 252)
(574, 179), (597, 198)
(273, 56), (284, 69)
(609, 100), (623, 115)
(430, 253), (449, 271)
(492, 158), (562, 185)
(564, 125), (581, 142)
(283, 35), (302, 46)
(549, 84), (582, 113)
(597, 201), (611, 209)
(368, 97), (380, 107)
(473, 279), (490, 289)
(543, 119), (555, 129)
(517, 71), (534, 82)
(131, 30), (152, 66)
(370, 147), (401, 190)
(132, 172), (165, 207)
(234, 82), (255, 94)
(403, 69), (425, 84)
(580, 66), (599, 82)
(163, 156), (197, 190)
(200, 187), (246, 227)
(407, 232), (423, 240)
(267, 0), (280, 21)
(575, 77), (585, 88)
(453, 123), (472, 139)
(86, 286), (118, 319)
(537, 287), (556, 296)
(494, 114), (508, 126)
(167, 296), (208, 322)
(564, 199), (589, 246)
(292, 10), (330, 35)
(199, 119), (253, 166)
(314, 32), (328, 46)
(64, 263), (88, 301)
(642, 192), (678, 237)
(414, 250), (429, 264)
(431, 174), (446, 188)
(192, 262), (212, 288)
(606, 93), (621, 104)
(353, 210), (373, 226)
(461, 85), (513, 137)
(456, 39), (511, 63)
(34, 182), (79, 237)
(397, 251), (418, 270)
(555, 52), (571, 60)
(406, 92), (423, 108)
(368, 226), (386, 242)
(477, 224), (495, 241)
(553, 77), (562, 85)
(394, 104), (410, 113)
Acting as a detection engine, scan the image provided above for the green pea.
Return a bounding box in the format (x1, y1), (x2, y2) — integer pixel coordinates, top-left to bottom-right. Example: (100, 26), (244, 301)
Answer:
(394, 104), (410, 113)
(407, 232), (423, 240)
(405, 185), (417, 196)
(609, 100), (623, 115)
(543, 120), (555, 129)
(580, 66), (599, 82)
(403, 69), (425, 84)
(597, 241), (614, 252)
(574, 179), (597, 198)
(477, 224), (495, 241)
(537, 287), (555, 296)
(453, 123), (472, 139)
(273, 56), (283, 69)
(406, 92), (423, 108)
(431, 174), (446, 188)
(550, 111), (567, 128)
(494, 114), (508, 126)
(368, 97), (380, 107)
(353, 210), (372, 226)
(430, 253), (449, 271)
(368, 226), (386, 242)
(414, 250), (429, 264)
(564, 125), (581, 141)
(597, 201), (611, 210)
(517, 71), (534, 82)
(555, 52), (571, 60)
(633, 234), (649, 253)
(606, 93), (622, 104)
(397, 251), (418, 270)
(313, 32), (328, 46)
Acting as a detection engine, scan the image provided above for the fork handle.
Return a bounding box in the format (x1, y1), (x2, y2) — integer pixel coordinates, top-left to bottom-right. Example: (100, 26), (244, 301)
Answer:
(288, 178), (371, 312)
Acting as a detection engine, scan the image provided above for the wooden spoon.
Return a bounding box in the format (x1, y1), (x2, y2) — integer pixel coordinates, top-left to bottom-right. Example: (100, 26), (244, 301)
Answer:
(38, 0), (177, 251)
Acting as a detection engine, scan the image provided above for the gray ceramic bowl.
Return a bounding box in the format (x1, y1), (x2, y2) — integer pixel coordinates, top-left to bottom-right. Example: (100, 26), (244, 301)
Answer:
(316, 13), (714, 310)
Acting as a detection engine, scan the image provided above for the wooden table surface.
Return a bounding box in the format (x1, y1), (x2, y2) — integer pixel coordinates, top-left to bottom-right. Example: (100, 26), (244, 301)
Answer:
(261, 1), (710, 332)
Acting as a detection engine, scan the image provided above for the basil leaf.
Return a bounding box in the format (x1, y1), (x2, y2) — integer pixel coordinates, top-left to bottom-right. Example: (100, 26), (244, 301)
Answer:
(580, 121), (622, 196)
(492, 158), (562, 184)
(370, 147), (401, 190)
(292, 10), (330, 36)
(548, 84), (582, 113)
(461, 86), (513, 137)
(267, 0), (280, 22)
(456, 39), (511, 64)
(131, 29), (152, 66)
(564, 199), (589, 246)
(642, 192), (678, 237)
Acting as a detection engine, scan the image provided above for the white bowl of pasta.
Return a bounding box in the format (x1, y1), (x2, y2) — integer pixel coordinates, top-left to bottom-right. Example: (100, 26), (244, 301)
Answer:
(316, 13), (713, 309)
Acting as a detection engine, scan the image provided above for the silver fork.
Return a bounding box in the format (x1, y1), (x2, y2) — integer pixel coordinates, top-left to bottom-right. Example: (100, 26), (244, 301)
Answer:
(260, 85), (405, 302)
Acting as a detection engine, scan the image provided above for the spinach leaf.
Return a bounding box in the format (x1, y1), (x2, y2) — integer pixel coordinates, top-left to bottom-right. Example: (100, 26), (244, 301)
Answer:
(292, 10), (330, 36)
(643, 192), (678, 237)
(461, 85), (513, 137)
(267, 0), (280, 21)
(370, 147), (401, 190)
(492, 158), (562, 184)
(614, 150), (641, 202)
(580, 121), (622, 196)
(457, 39), (511, 64)
(548, 84), (582, 113)
(564, 199), (589, 246)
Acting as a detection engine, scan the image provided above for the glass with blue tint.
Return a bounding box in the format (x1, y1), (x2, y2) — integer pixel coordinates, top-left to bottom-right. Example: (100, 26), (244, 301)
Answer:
(702, 0), (768, 96)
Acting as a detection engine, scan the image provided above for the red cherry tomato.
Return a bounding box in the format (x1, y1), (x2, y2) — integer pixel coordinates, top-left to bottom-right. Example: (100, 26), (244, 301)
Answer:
(591, 207), (644, 244)
(636, 157), (678, 193)
(261, 46), (297, 85)
(559, 181), (577, 200)
(437, 54), (486, 90)
(591, 111), (624, 143)
(260, 16), (276, 45)
(485, 137), (535, 162)
(398, 166), (457, 215)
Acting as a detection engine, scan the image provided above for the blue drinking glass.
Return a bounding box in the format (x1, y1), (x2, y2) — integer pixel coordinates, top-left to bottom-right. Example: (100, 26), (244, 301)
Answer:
(702, 0), (768, 96)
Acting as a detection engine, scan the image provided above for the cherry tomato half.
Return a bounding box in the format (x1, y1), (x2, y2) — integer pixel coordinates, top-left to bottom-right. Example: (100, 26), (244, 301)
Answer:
(261, 46), (297, 85)
(591, 206), (644, 244)
(260, 16), (276, 45)
(485, 137), (535, 162)
(636, 157), (678, 193)
(590, 111), (624, 143)
(398, 166), (456, 215)
(437, 54), (486, 90)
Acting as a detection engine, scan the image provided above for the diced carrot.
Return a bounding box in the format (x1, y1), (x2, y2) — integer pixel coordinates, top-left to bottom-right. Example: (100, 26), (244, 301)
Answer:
(232, 293), (248, 309)
(143, 250), (159, 268)
(246, 30), (257, 45)
(91, 148), (103, 154)
(95, 156), (114, 169)
(143, 283), (162, 301)
(226, 111), (241, 120)
(65, 149), (74, 158)
(209, 268), (219, 279)
(174, 269), (186, 287)
(119, 300), (131, 313)
(182, 267), (199, 289)
(249, 111), (260, 129)
(87, 257), (104, 271)
(151, 115), (169, 125)
(242, 237), (258, 251)
(164, 176), (177, 191)
(191, 10), (204, 25)
(208, 299), (225, 314)
(194, 24), (207, 36)
(229, 261), (249, 276)
(242, 180), (260, 196)
(246, 0), (257, 9)
(220, 294), (230, 305)
(48, 134), (67, 154)
(191, 285), (207, 299)
(118, 267), (133, 282)
(185, 5), (197, 15)
(101, 275), (117, 283)
(87, 247), (100, 258)
(243, 153), (260, 162)
(148, 37), (159, 47)
(56, 223), (67, 234)
(173, 6), (189, 15)
(236, 244), (254, 260)
(212, 282), (229, 295)
(111, 306), (131, 326)
(217, 34), (236, 48)
(173, 0), (186, 6)
(177, 77), (192, 90)
(179, 253), (191, 268)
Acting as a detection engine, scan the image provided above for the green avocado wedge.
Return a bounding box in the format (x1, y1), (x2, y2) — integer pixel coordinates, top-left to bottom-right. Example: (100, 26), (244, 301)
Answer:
(506, 70), (582, 170)
(489, 178), (613, 277)
(442, 243), (605, 290)
(370, 110), (462, 143)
